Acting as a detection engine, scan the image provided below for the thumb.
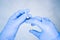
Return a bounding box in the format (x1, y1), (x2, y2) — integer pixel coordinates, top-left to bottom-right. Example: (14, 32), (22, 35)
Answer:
(29, 30), (42, 39)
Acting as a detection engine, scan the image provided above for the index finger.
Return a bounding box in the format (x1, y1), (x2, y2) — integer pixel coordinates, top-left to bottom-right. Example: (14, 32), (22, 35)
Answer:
(9, 9), (30, 20)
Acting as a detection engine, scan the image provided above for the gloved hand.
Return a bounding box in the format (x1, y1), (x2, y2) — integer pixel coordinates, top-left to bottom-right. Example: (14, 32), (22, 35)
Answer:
(0, 9), (30, 40)
(26, 16), (60, 40)
(0, 9), (60, 40)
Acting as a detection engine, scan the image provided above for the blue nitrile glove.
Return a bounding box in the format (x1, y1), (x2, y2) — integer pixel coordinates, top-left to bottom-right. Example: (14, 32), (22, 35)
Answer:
(26, 16), (60, 40)
(0, 9), (31, 40)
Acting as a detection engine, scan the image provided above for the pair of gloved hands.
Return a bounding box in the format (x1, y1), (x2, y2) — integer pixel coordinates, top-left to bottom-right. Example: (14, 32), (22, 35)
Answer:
(0, 9), (60, 40)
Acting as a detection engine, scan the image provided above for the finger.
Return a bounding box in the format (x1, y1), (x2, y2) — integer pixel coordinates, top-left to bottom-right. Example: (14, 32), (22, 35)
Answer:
(26, 17), (59, 38)
(8, 9), (31, 25)
(25, 17), (55, 31)
(26, 14), (32, 20)
(30, 16), (42, 26)
(15, 13), (31, 25)
(25, 17), (43, 28)
(33, 16), (42, 22)
(25, 17), (54, 32)
(29, 30), (42, 39)
(25, 17), (43, 31)
(9, 9), (30, 20)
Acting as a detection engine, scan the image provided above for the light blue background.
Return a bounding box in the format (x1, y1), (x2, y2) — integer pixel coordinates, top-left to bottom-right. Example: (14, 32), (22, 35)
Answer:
(0, 0), (60, 40)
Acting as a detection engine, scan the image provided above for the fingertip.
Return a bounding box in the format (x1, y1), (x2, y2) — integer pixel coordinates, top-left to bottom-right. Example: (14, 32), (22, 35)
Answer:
(29, 30), (41, 39)
(31, 24), (35, 26)
(29, 30), (41, 34)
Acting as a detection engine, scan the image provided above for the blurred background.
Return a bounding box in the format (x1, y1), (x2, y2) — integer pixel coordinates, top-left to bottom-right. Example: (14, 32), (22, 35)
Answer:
(0, 0), (60, 40)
